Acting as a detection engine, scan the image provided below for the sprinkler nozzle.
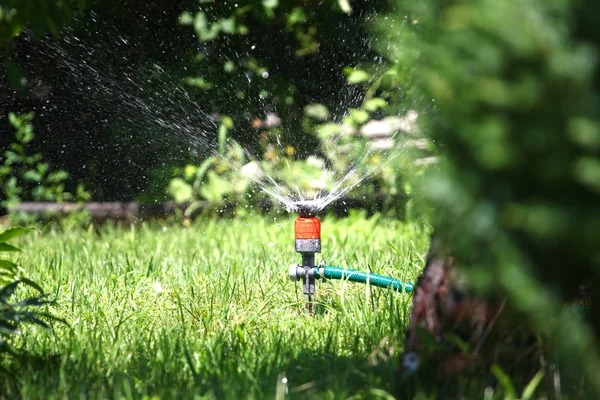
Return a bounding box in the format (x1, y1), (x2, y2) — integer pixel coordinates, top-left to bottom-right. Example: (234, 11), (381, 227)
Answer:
(289, 263), (325, 281)
(292, 200), (320, 217)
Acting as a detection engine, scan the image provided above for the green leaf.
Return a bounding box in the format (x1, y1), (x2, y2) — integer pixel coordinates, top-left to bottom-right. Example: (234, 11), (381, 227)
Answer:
(575, 157), (600, 193)
(569, 117), (600, 150)
(0, 281), (19, 303)
(23, 170), (42, 182)
(315, 123), (341, 139)
(184, 200), (205, 218)
(179, 11), (194, 25)
(0, 260), (19, 275)
(338, 0), (352, 13)
(194, 11), (208, 35)
(219, 17), (236, 34)
(222, 116), (234, 129)
(0, 227), (33, 243)
(76, 184), (91, 201)
(199, 171), (234, 203)
(8, 112), (20, 127)
(347, 69), (370, 84)
(286, 7), (307, 30)
(37, 162), (49, 174)
(521, 368), (545, 400)
(20, 277), (45, 295)
(194, 12), (220, 41)
(491, 364), (517, 400)
(184, 77), (213, 90)
(443, 333), (469, 353)
(388, 243), (403, 256)
(304, 104), (330, 121)
(379, 70), (398, 90)
(262, 0), (279, 10)
(184, 165), (198, 180)
(367, 389), (395, 400)
(168, 178), (194, 203)
(47, 170), (69, 183)
(363, 98), (388, 112)
(223, 60), (235, 72)
(195, 157), (216, 184)
(0, 243), (21, 253)
(350, 109), (370, 125)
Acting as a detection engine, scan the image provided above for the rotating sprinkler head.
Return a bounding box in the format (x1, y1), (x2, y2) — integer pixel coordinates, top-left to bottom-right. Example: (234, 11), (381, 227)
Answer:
(293, 200), (321, 218)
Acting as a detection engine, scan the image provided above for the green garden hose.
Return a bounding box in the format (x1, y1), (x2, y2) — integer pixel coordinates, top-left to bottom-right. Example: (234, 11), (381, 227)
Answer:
(314, 266), (413, 293)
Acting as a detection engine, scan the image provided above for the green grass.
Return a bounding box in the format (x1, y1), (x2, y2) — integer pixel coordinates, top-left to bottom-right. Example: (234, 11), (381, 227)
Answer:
(1, 212), (430, 399)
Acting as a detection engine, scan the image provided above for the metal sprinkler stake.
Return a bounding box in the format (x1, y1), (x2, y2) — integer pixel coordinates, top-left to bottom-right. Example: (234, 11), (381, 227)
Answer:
(291, 203), (321, 314)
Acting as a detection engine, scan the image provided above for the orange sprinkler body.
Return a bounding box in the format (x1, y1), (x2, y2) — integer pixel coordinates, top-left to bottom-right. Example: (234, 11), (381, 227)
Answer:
(294, 217), (321, 254)
(294, 217), (321, 239)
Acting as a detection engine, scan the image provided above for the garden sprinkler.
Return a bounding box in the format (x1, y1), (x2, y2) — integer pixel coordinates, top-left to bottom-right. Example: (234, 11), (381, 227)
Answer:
(288, 200), (414, 314)
(290, 201), (322, 314)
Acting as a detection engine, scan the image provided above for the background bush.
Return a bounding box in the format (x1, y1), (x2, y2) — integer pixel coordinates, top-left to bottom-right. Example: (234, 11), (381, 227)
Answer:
(377, 0), (600, 393)
(0, 112), (89, 211)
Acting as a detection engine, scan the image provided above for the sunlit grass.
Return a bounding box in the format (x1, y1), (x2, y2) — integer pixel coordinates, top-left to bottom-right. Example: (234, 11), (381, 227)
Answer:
(2, 212), (430, 399)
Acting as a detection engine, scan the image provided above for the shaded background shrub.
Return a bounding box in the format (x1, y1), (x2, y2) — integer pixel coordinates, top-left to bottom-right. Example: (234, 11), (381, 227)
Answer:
(377, 0), (600, 394)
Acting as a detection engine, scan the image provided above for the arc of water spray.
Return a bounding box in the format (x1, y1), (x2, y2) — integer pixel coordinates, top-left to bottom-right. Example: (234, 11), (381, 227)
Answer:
(247, 141), (407, 213)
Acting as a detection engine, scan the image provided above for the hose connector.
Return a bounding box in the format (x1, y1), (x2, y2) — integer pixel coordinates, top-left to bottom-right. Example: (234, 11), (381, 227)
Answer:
(289, 264), (304, 281)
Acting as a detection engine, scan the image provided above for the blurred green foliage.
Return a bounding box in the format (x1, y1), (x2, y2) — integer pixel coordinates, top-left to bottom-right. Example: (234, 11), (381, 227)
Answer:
(1, 113), (90, 211)
(377, 0), (600, 394)
(0, 0), (86, 46)
(168, 117), (254, 208)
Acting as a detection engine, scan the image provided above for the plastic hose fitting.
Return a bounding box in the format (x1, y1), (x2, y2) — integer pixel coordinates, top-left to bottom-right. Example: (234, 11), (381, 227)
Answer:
(289, 264), (308, 281)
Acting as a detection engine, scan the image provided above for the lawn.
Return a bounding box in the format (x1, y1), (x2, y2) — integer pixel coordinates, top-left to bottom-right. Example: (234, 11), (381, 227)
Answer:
(2, 212), (430, 399)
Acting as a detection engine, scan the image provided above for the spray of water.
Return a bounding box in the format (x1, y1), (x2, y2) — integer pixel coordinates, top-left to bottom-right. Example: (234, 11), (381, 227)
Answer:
(234, 114), (411, 213)
(248, 146), (406, 213)
(36, 28), (218, 155)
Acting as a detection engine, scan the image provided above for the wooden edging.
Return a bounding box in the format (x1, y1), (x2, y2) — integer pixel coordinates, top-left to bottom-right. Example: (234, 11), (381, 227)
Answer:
(3, 195), (405, 222)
